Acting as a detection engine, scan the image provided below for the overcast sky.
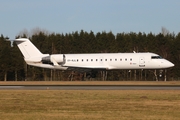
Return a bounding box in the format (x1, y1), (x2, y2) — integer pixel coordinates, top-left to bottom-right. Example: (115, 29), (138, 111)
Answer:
(1, 0), (180, 39)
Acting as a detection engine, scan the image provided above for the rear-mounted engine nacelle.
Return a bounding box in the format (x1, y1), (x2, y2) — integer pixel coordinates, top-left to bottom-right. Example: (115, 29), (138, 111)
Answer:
(42, 54), (65, 64)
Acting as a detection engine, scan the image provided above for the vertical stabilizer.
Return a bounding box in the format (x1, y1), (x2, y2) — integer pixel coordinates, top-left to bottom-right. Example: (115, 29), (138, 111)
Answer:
(15, 38), (43, 60)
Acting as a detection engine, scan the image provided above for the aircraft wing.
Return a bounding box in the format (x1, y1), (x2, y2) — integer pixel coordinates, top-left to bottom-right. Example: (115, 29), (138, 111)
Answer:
(64, 66), (110, 72)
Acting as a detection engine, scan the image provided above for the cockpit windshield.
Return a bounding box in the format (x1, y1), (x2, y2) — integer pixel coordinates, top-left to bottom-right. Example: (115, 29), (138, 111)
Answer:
(151, 56), (163, 59)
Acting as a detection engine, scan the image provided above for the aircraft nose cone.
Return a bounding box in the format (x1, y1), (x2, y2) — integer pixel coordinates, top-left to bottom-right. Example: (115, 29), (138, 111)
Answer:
(169, 62), (174, 67)
(166, 61), (174, 68)
(162, 60), (174, 68)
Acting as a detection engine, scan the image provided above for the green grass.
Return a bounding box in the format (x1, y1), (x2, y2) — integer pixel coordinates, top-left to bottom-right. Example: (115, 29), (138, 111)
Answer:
(0, 90), (180, 120)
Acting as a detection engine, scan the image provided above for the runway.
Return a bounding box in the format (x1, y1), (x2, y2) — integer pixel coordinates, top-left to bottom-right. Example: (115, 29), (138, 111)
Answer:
(0, 85), (180, 90)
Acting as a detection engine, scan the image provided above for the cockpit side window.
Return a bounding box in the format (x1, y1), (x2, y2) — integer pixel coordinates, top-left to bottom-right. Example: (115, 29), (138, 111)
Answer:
(151, 56), (163, 59)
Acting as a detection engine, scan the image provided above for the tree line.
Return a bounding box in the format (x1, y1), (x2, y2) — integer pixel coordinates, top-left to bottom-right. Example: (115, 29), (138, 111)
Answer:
(0, 30), (179, 81)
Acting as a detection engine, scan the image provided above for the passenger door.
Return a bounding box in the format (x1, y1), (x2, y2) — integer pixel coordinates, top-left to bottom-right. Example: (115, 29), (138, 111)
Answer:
(139, 57), (145, 67)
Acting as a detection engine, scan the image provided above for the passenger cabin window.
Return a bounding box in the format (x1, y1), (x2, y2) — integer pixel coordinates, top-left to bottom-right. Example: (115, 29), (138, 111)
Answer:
(151, 56), (163, 59)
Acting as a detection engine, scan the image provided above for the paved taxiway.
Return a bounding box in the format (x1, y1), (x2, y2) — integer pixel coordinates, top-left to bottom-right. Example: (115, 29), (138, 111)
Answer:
(0, 85), (180, 90)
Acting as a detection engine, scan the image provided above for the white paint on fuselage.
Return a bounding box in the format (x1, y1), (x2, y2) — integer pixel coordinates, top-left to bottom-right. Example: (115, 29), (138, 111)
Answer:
(63, 53), (174, 69)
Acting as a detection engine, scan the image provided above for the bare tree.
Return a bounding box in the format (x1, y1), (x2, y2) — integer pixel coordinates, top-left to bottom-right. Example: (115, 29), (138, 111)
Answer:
(161, 27), (169, 36)
(17, 27), (50, 38)
(31, 27), (50, 36)
(18, 28), (29, 38)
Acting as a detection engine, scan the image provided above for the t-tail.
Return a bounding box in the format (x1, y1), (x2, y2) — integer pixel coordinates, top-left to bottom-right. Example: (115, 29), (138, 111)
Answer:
(15, 38), (48, 63)
(14, 38), (67, 70)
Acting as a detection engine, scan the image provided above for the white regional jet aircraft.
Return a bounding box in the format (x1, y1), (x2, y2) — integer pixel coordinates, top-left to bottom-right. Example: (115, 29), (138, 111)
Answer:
(14, 38), (174, 72)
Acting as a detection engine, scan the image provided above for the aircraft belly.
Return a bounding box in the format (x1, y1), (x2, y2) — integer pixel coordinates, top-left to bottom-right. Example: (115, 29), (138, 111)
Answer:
(110, 62), (139, 69)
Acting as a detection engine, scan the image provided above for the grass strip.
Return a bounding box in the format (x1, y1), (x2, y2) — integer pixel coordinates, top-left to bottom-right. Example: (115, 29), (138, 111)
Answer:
(0, 90), (180, 120)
